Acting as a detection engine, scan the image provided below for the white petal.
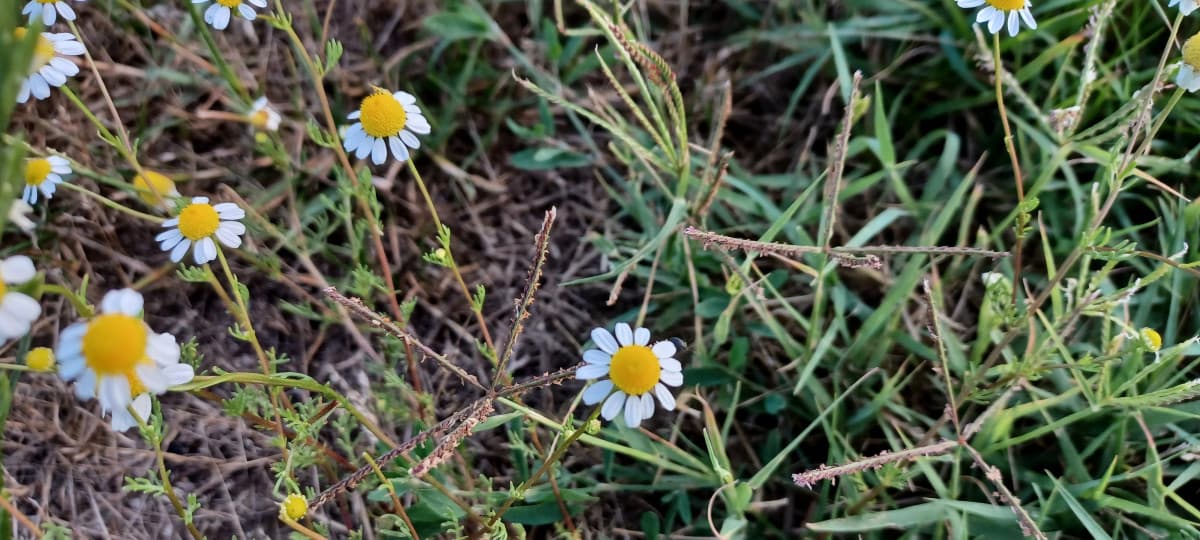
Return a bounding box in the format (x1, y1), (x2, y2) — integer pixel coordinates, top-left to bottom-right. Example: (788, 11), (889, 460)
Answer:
(147, 332), (182, 366)
(398, 129), (420, 149)
(30, 74), (50, 100)
(654, 383), (676, 411)
(248, 0), (267, 6)
(388, 136), (410, 161)
(43, 4), (56, 25)
(213, 202), (245, 219)
(661, 370), (683, 387)
(976, 6), (995, 24)
(39, 66), (66, 86)
(157, 228), (184, 249)
(97, 375), (131, 413)
(75, 369), (96, 400)
(237, 3), (256, 20)
(169, 238), (191, 262)
(370, 137), (387, 164)
(581, 380), (613, 405)
(131, 394), (152, 421)
(1020, 7), (1036, 29)
(17, 80), (31, 104)
(651, 340), (677, 358)
(58, 353), (85, 380)
(53, 40), (85, 57)
(640, 393), (654, 420)
(195, 237), (217, 264)
(575, 363), (609, 380)
(1, 293), (41, 323)
(163, 217), (180, 227)
(583, 349), (611, 365)
(214, 6), (231, 29)
(1006, 10), (1019, 37)
(394, 91), (416, 105)
(216, 224), (243, 249)
(633, 327), (650, 345)
(1, 256), (36, 284)
(110, 406), (137, 432)
(956, 0), (985, 6)
(405, 117), (431, 135)
(136, 364), (168, 394)
(162, 363), (194, 386)
(99, 288), (141, 316)
(623, 394), (642, 428)
(347, 110), (361, 120)
(659, 357), (682, 372)
(58, 2), (76, 21)
(987, 10), (1004, 34)
(354, 136), (374, 159)
(601, 390), (625, 420)
(591, 327), (618, 354)
(614, 323), (633, 346)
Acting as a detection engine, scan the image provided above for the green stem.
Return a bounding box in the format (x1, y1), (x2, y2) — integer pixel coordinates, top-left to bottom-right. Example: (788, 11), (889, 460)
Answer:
(184, 1), (251, 104)
(58, 182), (164, 223)
(992, 32), (1025, 306)
(486, 406), (603, 528)
(39, 283), (92, 317)
(136, 405), (204, 540)
(406, 159), (497, 358)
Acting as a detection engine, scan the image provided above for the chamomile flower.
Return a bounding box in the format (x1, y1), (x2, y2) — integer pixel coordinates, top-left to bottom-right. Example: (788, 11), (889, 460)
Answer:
(22, 155), (71, 205)
(7, 201), (36, 234)
(342, 87), (431, 165)
(56, 289), (193, 431)
(22, 0), (84, 26)
(956, 0), (1037, 37)
(576, 323), (683, 428)
(14, 28), (85, 104)
(193, 0), (267, 31)
(156, 197), (246, 265)
(25, 347), (55, 372)
(1178, 33), (1200, 92)
(131, 170), (181, 210)
(249, 97), (281, 131)
(0, 256), (41, 343)
(1171, 0), (1198, 16)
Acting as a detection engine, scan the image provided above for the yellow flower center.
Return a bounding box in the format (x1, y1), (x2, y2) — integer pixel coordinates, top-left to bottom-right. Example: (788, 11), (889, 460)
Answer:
(132, 171), (177, 207)
(25, 158), (51, 186)
(0, 280), (7, 297)
(178, 203), (221, 240)
(25, 347), (55, 372)
(1141, 328), (1163, 352)
(250, 109), (270, 128)
(985, 0), (1024, 10)
(35, 0), (56, 4)
(1184, 35), (1200, 70)
(14, 28), (56, 71)
(82, 314), (149, 377)
(359, 90), (407, 138)
(608, 345), (660, 396)
(216, 0), (241, 7)
(281, 494), (308, 521)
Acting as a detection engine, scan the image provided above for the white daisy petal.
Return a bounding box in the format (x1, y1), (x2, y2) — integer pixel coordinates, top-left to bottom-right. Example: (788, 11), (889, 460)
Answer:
(169, 238), (191, 262)
(576, 363), (609, 380)
(398, 130), (421, 149)
(238, 3), (256, 20)
(987, 10), (1004, 34)
(58, 2), (76, 21)
(659, 357), (682, 372)
(654, 383), (676, 411)
(661, 370), (684, 387)
(581, 380), (613, 405)
(601, 390), (626, 420)
(633, 327), (650, 345)
(136, 364), (168, 394)
(147, 332), (181, 366)
(97, 375), (131, 413)
(615, 323), (633, 346)
(394, 91), (416, 105)
(370, 137), (387, 165)
(216, 224), (244, 248)
(75, 369), (96, 400)
(162, 364), (195, 386)
(651, 340), (677, 358)
(583, 349), (611, 365)
(389, 136), (410, 162)
(131, 394), (152, 422)
(591, 327), (618, 354)
(1, 256), (37, 284)
(623, 394), (642, 428)
(214, 203), (245, 220)
(57, 353), (86, 381)
(354, 136), (374, 159)
(110, 407), (137, 432)
(640, 393), (654, 420)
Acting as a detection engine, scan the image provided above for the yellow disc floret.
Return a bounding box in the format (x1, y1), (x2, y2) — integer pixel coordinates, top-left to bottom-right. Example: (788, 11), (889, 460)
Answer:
(1184, 35), (1200, 70)
(82, 314), (149, 376)
(0, 280), (6, 297)
(359, 90), (407, 138)
(281, 494), (308, 521)
(608, 345), (660, 396)
(25, 347), (55, 372)
(132, 171), (178, 207)
(178, 203), (220, 241)
(216, 0), (241, 7)
(985, 0), (1025, 10)
(25, 158), (51, 186)
(1141, 328), (1163, 352)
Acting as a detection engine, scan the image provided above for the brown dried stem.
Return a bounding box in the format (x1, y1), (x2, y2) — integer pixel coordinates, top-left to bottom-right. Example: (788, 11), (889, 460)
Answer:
(493, 207), (556, 389)
(962, 444), (1048, 540)
(791, 440), (959, 489)
(685, 227), (1010, 260)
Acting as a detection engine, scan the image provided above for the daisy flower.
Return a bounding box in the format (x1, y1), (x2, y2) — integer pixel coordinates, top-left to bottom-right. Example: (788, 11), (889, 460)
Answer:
(14, 28), (85, 104)
(0, 256), (41, 344)
(343, 87), (432, 165)
(1171, 0), (1198, 16)
(7, 200), (37, 234)
(193, 0), (267, 31)
(131, 170), (180, 210)
(1178, 33), (1200, 92)
(249, 97), (281, 131)
(576, 323), (683, 428)
(956, 0), (1036, 37)
(23, 155), (71, 205)
(156, 196), (246, 265)
(22, 0), (84, 26)
(56, 289), (193, 431)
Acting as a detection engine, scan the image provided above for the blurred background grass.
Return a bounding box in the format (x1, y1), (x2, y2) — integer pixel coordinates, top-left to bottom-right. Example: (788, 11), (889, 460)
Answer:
(3, 0), (1200, 538)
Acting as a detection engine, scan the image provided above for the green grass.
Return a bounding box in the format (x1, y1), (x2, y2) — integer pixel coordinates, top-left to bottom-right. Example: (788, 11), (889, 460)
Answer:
(1, 0), (1199, 538)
